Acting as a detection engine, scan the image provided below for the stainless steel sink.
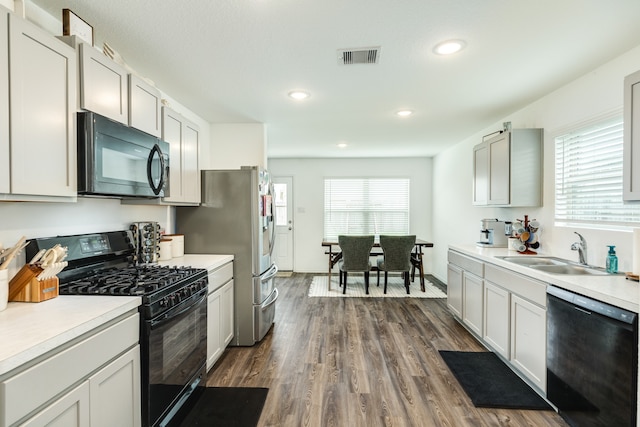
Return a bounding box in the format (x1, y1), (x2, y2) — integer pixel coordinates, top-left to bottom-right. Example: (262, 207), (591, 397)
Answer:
(529, 264), (610, 275)
(497, 256), (614, 275)
(498, 256), (567, 267)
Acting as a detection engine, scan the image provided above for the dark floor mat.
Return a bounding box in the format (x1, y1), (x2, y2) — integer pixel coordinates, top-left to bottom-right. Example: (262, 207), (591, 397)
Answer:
(177, 387), (269, 426)
(439, 350), (551, 410)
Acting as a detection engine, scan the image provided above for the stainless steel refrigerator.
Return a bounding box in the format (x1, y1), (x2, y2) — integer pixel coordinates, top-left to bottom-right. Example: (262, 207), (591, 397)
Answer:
(176, 166), (278, 346)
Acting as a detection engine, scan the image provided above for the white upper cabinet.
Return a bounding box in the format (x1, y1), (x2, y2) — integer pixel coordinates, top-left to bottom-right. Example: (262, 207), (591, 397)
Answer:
(161, 107), (200, 205)
(1, 11), (77, 200)
(128, 74), (161, 137)
(0, 10), (9, 195)
(78, 42), (128, 124)
(623, 69), (640, 201)
(473, 128), (543, 207)
(472, 143), (488, 205)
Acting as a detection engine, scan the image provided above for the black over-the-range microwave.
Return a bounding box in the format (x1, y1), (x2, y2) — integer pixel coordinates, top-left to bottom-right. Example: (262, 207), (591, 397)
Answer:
(77, 111), (170, 198)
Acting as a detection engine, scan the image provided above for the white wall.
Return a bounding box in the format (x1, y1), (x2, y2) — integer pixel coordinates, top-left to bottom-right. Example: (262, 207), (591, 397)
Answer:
(268, 157), (433, 273)
(209, 124), (267, 169)
(431, 44), (640, 283)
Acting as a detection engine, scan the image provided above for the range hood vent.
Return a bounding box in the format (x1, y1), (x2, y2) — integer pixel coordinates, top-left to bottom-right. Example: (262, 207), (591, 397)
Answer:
(338, 47), (380, 65)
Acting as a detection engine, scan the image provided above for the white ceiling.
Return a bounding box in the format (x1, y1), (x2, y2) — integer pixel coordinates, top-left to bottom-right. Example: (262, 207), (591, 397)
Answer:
(30, 0), (640, 158)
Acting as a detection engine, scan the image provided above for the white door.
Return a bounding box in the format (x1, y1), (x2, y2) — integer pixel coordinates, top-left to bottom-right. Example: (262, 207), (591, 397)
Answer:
(273, 176), (293, 270)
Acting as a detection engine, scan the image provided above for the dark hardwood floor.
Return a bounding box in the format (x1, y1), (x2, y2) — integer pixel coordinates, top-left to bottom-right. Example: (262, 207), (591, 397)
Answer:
(206, 273), (567, 427)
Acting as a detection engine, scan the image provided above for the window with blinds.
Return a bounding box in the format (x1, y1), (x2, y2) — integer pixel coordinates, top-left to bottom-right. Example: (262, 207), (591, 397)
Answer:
(324, 178), (410, 240)
(555, 116), (640, 226)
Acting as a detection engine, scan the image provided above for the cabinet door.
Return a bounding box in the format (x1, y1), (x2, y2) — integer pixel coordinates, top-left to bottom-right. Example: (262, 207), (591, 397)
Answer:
(447, 263), (463, 318)
(488, 132), (510, 205)
(483, 281), (510, 359)
(9, 14), (77, 197)
(221, 280), (235, 346)
(161, 107), (184, 203)
(129, 74), (161, 137)
(624, 69), (640, 200)
(182, 121), (200, 203)
(510, 294), (546, 391)
(0, 11), (8, 194)
(207, 289), (222, 370)
(79, 43), (128, 124)
(89, 346), (141, 427)
(21, 382), (90, 427)
(462, 272), (483, 337)
(161, 108), (200, 205)
(472, 143), (488, 205)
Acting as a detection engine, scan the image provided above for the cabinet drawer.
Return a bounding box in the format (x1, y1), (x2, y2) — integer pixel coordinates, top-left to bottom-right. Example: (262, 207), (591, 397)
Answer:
(485, 264), (546, 307)
(1, 313), (139, 426)
(448, 250), (484, 277)
(208, 262), (233, 293)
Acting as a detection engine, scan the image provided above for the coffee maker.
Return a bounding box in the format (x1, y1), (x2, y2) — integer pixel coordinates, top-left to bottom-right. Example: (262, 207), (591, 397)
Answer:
(477, 219), (508, 248)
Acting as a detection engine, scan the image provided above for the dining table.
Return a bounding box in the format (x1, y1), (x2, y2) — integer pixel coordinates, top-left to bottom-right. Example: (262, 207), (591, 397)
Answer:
(321, 238), (434, 292)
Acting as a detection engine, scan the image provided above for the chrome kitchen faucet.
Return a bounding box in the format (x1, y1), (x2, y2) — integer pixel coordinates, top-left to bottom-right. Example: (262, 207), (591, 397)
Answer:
(571, 232), (588, 265)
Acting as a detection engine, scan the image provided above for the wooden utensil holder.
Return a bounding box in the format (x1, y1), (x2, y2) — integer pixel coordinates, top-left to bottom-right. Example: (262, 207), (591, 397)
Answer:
(9, 264), (59, 302)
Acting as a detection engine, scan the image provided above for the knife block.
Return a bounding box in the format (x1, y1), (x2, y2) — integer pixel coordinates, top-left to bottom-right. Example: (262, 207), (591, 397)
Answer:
(8, 264), (59, 302)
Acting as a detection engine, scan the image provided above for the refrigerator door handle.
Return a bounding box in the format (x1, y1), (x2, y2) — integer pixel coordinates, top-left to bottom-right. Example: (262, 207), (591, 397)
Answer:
(262, 263), (278, 282)
(268, 181), (276, 257)
(262, 287), (278, 309)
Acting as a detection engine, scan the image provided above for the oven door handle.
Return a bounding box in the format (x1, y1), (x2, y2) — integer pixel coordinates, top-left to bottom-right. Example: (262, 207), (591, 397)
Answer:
(150, 292), (207, 329)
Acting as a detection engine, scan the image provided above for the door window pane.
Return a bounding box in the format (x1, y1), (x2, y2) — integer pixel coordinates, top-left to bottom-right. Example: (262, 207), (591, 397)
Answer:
(274, 183), (287, 226)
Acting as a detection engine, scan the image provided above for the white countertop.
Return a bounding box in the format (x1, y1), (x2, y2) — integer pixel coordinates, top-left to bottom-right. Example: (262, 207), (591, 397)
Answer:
(158, 254), (234, 271)
(0, 295), (141, 377)
(450, 244), (639, 313)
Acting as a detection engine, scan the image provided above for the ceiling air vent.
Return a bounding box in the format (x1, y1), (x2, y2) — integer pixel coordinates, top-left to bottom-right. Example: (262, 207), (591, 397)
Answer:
(338, 47), (381, 65)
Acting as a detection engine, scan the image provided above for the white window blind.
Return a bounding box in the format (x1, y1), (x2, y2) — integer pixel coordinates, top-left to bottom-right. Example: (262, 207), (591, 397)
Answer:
(324, 178), (410, 240)
(555, 116), (640, 226)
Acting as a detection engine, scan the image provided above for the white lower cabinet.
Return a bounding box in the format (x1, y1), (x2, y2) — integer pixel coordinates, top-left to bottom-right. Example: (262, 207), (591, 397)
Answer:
(510, 294), (546, 391)
(1, 312), (141, 427)
(207, 289), (223, 367)
(89, 346), (141, 427)
(206, 262), (235, 371)
(483, 281), (510, 359)
(462, 272), (483, 337)
(447, 249), (548, 393)
(20, 382), (90, 427)
(446, 263), (463, 318)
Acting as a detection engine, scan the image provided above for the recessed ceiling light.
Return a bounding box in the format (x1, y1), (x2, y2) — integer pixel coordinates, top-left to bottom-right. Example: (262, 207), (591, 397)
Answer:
(396, 110), (413, 117)
(288, 90), (310, 100)
(433, 40), (466, 55)
(337, 143), (347, 148)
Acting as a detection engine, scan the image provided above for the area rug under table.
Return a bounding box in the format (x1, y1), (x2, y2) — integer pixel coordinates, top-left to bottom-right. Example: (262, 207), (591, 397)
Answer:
(439, 350), (551, 410)
(309, 275), (447, 298)
(177, 387), (269, 426)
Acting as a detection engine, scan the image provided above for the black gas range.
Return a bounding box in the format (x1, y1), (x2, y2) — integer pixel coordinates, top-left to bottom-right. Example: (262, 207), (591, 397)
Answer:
(26, 230), (207, 308)
(26, 230), (209, 427)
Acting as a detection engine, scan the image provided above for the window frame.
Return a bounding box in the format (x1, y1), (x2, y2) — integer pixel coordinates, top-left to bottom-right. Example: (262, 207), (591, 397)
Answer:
(323, 177), (411, 240)
(554, 110), (640, 230)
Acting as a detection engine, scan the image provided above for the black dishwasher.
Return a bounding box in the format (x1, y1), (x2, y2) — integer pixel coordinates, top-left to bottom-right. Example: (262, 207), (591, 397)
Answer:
(547, 285), (638, 427)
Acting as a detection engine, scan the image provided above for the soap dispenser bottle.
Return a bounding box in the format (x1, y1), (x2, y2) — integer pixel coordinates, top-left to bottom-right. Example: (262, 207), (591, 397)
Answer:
(606, 245), (618, 273)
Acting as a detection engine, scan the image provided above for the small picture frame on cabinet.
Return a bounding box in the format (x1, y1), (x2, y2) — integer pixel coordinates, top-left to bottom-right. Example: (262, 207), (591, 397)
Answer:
(62, 9), (93, 46)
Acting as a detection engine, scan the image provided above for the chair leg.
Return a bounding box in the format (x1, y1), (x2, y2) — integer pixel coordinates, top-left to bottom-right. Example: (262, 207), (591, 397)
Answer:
(383, 271), (388, 294)
(405, 271), (410, 294)
(377, 270), (380, 287)
(339, 270), (342, 287)
(365, 271), (370, 294)
(343, 272), (347, 294)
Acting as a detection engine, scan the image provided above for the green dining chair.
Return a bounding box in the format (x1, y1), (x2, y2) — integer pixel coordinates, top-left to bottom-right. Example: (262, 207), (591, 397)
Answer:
(338, 235), (375, 294)
(377, 235), (416, 294)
